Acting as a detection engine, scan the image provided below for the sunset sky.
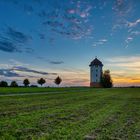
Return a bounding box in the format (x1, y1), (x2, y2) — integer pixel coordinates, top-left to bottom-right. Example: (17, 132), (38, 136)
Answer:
(0, 0), (140, 86)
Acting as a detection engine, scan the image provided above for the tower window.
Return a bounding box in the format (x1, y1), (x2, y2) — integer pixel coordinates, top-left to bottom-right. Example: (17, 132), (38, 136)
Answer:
(96, 74), (98, 77)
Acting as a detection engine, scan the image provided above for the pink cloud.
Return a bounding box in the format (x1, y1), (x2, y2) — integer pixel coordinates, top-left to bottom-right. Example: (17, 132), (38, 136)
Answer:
(68, 9), (75, 14)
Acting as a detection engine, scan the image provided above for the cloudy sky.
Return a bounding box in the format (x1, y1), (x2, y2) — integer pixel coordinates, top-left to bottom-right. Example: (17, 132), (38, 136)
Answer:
(0, 0), (140, 86)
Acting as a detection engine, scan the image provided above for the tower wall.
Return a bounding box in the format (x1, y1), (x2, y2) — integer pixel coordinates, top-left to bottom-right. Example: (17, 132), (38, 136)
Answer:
(90, 65), (102, 82)
(89, 58), (103, 87)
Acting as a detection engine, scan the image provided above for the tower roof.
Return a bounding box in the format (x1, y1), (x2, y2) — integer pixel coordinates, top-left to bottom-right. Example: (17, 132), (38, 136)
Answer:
(89, 58), (103, 66)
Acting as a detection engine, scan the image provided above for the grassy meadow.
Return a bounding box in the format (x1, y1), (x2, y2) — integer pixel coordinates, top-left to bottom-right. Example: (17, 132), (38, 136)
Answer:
(0, 87), (87, 94)
(0, 88), (139, 140)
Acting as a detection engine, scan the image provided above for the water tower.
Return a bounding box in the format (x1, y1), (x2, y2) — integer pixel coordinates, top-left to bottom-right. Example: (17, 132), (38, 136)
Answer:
(89, 57), (103, 87)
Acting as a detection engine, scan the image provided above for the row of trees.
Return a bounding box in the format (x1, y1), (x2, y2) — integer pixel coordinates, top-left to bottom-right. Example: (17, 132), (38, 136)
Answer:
(0, 76), (62, 87)
(101, 70), (113, 88)
(0, 71), (112, 88)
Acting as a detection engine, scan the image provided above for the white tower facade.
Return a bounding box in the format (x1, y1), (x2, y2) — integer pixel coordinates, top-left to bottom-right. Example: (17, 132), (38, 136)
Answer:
(89, 58), (103, 87)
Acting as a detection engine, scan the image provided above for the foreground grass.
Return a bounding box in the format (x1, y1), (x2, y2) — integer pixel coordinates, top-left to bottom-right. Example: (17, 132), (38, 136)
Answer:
(0, 88), (139, 140)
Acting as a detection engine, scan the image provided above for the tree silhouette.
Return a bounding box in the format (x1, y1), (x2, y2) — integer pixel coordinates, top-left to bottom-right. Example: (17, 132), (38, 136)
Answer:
(10, 81), (18, 87)
(101, 70), (113, 88)
(0, 81), (8, 87)
(23, 79), (30, 87)
(54, 76), (62, 86)
(37, 78), (46, 87)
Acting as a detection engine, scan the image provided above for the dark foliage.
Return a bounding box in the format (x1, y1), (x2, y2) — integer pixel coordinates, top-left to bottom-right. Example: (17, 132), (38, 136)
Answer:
(101, 70), (113, 88)
(54, 76), (62, 86)
(10, 81), (18, 87)
(0, 81), (8, 87)
(37, 78), (46, 86)
(23, 79), (30, 87)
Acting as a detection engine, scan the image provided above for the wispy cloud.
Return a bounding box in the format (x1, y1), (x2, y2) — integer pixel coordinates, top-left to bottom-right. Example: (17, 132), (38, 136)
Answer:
(6, 27), (31, 44)
(0, 26), (32, 53)
(36, 56), (64, 65)
(0, 69), (22, 77)
(112, 18), (140, 48)
(0, 59), (60, 86)
(130, 31), (140, 36)
(92, 39), (108, 47)
(39, 0), (94, 40)
(106, 55), (140, 65)
(113, 0), (133, 17)
(111, 0), (135, 37)
(125, 36), (133, 44)
(0, 59), (57, 79)
(127, 18), (140, 28)
(49, 61), (64, 65)
(0, 40), (20, 53)
(0, 0), (93, 43)
(12, 66), (57, 76)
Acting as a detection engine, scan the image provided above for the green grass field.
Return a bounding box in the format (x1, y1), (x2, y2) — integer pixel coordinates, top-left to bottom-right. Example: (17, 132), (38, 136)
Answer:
(0, 88), (139, 140)
(0, 87), (88, 94)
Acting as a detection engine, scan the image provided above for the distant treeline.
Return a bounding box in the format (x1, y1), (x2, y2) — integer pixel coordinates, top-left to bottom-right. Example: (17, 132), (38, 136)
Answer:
(0, 76), (62, 87)
(114, 86), (140, 88)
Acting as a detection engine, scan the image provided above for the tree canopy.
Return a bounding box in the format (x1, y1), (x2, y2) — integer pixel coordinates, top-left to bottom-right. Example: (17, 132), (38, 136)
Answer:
(0, 81), (8, 87)
(23, 79), (30, 87)
(54, 76), (62, 86)
(37, 78), (46, 86)
(10, 81), (18, 87)
(101, 70), (113, 88)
